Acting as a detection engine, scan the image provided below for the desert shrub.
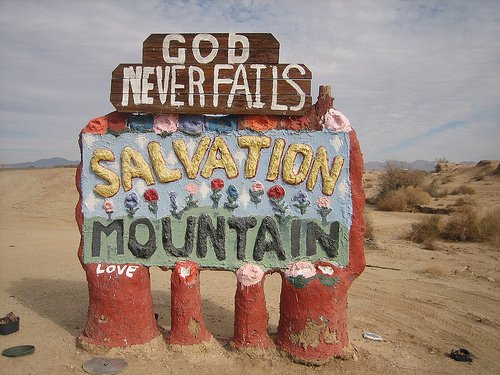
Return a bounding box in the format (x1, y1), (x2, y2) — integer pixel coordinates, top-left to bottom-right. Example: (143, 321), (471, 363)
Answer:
(442, 207), (481, 241)
(376, 186), (430, 212)
(376, 162), (427, 199)
(376, 189), (407, 211)
(472, 173), (485, 181)
(479, 207), (500, 247)
(364, 217), (375, 240)
(450, 184), (476, 195)
(425, 183), (448, 198)
(452, 196), (475, 207)
(407, 215), (441, 249)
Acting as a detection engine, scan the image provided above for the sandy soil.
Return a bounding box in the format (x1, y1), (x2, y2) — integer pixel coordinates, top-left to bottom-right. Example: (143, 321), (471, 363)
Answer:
(0, 165), (499, 374)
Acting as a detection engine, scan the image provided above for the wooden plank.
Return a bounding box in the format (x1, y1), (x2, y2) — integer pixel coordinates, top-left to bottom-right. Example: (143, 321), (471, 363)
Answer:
(110, 93), (313, 115)
(143, 33), (280, 64)
(143, 48), (279, 65)
(112, 63), (312, 81)
(110, 75), (311, 96)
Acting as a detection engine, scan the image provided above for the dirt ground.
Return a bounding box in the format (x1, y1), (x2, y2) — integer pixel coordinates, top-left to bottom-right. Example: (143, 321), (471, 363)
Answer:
(0, 165), (499, 374)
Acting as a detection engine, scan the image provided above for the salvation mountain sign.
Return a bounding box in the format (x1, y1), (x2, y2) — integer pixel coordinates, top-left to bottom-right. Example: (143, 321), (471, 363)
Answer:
(110, 33), (312, 115)
(81, 118), (352, 271)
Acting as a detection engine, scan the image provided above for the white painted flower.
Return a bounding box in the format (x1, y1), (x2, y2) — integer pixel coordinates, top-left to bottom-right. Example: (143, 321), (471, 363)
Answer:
(317, 265), (334, 275)
(179, 266), (191, 278)
(329, 136), (343, 152)
(285, 261), (316, 279)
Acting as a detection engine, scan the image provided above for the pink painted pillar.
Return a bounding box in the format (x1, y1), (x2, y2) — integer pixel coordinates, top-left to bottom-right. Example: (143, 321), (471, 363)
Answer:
(232, 264), (272, 348)
(168, 260), (212, 345)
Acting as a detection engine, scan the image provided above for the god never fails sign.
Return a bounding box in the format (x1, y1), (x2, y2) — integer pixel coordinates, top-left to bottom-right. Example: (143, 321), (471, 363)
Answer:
(81, 124), (352, 271)
(110, 33), (312, 115)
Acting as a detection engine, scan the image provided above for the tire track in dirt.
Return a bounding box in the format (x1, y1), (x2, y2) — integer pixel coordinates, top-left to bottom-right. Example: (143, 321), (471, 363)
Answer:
(351, 284), (500, 373)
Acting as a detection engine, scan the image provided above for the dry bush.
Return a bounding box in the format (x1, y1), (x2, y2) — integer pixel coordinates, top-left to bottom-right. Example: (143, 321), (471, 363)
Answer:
(407, 215), (441, 249)
(364, 216), (375, 241)
(450, 184), (476, 195)
(425, 183), (448, 198)
(442, 207), (481, 241)
(376, 163), (427, 199)
(376, 189), (407, 211)
(376, 186), (430, 212)
(480, 207), (500, 247)
(452, 196), (475, 207)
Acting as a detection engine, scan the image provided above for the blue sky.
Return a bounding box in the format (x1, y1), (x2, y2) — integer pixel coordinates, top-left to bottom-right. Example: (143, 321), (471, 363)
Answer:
(0, 0), (499, 164)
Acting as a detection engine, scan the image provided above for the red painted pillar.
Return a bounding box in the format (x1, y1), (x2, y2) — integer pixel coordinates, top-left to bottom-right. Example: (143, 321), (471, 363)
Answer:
(168, 260), (212, 345)
(276, 262), (349, 363)
(78, 263), (160, 348)
(76, 154), (160, 348)
(232, 264), (272, 348)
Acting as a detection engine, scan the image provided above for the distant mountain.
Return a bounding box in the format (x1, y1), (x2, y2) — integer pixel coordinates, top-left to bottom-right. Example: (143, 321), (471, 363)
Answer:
(365, 160), (439, 171)
(364, 159), (476, 171)
(1, 157), (79, 169)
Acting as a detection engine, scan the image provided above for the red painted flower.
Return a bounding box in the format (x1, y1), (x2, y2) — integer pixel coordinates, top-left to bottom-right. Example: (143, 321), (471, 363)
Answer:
(211, 178), (225, 191)
(267, 185), (285, 200)
(144, 188), (159, 202)
(83, 117), (107, 134)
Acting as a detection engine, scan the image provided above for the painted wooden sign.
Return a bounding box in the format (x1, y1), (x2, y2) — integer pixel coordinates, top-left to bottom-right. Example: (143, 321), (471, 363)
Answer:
(110, 33), (312, 115)
(81, 116), (352, 271)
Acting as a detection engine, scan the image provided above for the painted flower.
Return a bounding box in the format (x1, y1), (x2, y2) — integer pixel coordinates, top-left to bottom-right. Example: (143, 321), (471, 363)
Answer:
(227, 185), (239, 200)
(129, 114), (154, 132)
(169, 191), (183, 219)
(321, 108), (352, 132)
(178, 115), (205, 135)
(249, 180), (265, 205)
(292, 191), (310, 215)
(102, 200), (114, 213)
(316, 196), (331, 208)
(144, 188), (159, 215)
(316, 196), (332, 224)
(211, 178), (225, 191)
(224, 185), (239, 211)
(124, 192), (139, 217)
(251, 181), (264, 192)
(175, 260), (199, 285)
(210, 178), (225, 208)
(185, 183), (199, 210)
(144, 188), (159, 202)
(285, 261), (316, 279)
(185, 182), (199, 195)
(83, 117), (107, 134)
(267, 185), (285, 200)
(153, 114), (178, 135)
(236, 264), (264, 287)
(169, 191), (178, 205)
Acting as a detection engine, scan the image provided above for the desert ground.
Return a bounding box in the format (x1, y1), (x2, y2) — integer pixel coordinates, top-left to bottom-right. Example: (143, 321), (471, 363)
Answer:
(0, 163), (499, 374)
